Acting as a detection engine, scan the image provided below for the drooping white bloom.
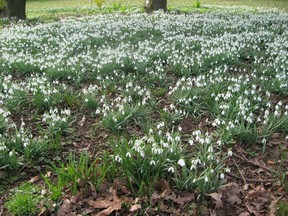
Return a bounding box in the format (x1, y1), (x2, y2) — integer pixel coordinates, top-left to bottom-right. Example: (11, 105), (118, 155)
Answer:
(177, 158), (186, 167)
(168, 166), (175, 173)
(227, 150), (233, 157)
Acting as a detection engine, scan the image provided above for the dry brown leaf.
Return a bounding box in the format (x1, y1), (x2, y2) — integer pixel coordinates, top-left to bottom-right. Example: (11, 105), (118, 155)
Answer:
(208, 192), (223, 208)
(71, 192), (82, 204)
(239, 212), (250, 216)
(129, 204), (142, 212)
(78, 115), (86, 127)
(243, 184), (250, 191)
(82, 208), (95, 215)
(88, 200), (108, 209)
(267, 160), (275, 166)
(268, 196), (282, 216)
(96, 202), (122, 216)
(91, 187), (122, 215)
(169, 192), (194, 205)
(150, 192), (161, 206)
(245, 203), (261, 216)
(57, 199), (76, 216)
(29, 175), (40, 183)
(225, 183), (243, 205)
(44, 171), (52, 178)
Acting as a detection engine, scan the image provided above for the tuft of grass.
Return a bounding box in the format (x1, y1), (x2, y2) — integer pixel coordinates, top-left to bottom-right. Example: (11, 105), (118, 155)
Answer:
(277, 201), (288, 216)
(43, 152), (108, 200)
(5, 183), (42, 216)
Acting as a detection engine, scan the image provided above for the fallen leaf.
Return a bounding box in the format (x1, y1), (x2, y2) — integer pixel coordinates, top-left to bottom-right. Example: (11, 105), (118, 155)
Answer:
(267, 160), (275, 166)
(268, 196), (282, 216)
(168, 192), (194, 205)
(82, 208), (95, 215)
(150, 192), (161, 206)
(44, 171), (52, 178)
(245, 202), (261, 216)
(57, 199), (76, 216)
(129, 204), (142, 212)
(88, 200), (108, 209)
(208, 192), (223, 208)
(239, 212), (250, 216)
(92, 187), (122, 215)
(71, 192), (82, 204)
(96, 203), (121, 216)
(78, 115), (86, 127)
(243, 184), (250, 191)
(225, 183), (243, 205)
(245, 187), (272, 213)
(29, 175), (40, 183)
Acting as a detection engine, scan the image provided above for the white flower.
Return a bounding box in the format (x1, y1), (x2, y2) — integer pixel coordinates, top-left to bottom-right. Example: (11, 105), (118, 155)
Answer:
(150, 160), (156, 166)
(190, 165), (196, 170)
(168, 166), (175, 173)
(220, 173), (225, 179)
(125, 152), (131, 158)
(227, 150), (233, 157)
(204, 176), (209, 182)
(177, 159), (185, 167)
(41, 189), (46, 195)
(188, 140), (194, 145)
(95, 109), (101, 115)
(115, 155), (122, 163)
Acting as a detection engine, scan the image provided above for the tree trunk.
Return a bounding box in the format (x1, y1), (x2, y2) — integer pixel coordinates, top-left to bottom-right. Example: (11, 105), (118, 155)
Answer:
(5, 0), (26, 20)
(144, 0), (167, 13)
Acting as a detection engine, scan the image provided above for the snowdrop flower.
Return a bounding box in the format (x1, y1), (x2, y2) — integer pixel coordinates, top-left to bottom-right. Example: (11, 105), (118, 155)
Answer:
(150, 160), (156, 166)
(227, 150), (233, 157)
(168, 166), (175, 173)
(204, 176), (209, 182)
(95, 109), (101, 115)
(188, 140), (194, 145)
(177, 158), (185, 167)
(115, 155), (122, 163)
(125, 152), (131, 158)
(220, 173), (225, 179)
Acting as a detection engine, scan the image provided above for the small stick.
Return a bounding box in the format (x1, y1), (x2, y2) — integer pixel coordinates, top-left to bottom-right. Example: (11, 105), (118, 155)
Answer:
(233, 153), (278, 175)
(233, 158), (247, 184)
(226, 172), (276, 183)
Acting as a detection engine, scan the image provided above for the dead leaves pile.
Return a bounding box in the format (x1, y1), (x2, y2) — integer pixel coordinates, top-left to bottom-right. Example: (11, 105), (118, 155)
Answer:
(208, 183), (283, 216)
(54, 180), (196, 216)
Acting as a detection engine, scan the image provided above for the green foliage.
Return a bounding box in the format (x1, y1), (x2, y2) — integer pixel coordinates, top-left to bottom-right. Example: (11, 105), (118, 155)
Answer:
(0, 0), (6, 10)
(44, 152), (107, 200)
(194, 0), (201, 8)
(5, 183), (41, 216)
(94, 0), (106, 8)
(277, 201), (288, 216)
(173, 131), (228, 197)
(5, 90), (29, 114)
(0, 114), (7, 134)
(111, 133), (183, 195)
(102, 104), (151, 134)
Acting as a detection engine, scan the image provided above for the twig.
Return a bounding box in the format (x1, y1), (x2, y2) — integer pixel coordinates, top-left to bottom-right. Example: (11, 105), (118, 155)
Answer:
(233, 153), (278, 175)
(233, 158), (247, 184)
(226, 172), (276, 183)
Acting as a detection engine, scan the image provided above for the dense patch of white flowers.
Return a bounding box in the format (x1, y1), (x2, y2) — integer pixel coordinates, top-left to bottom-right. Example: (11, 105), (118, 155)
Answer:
(0, 11), (287, 190)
